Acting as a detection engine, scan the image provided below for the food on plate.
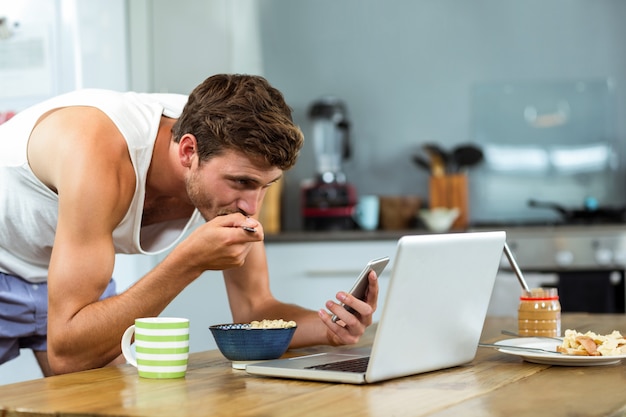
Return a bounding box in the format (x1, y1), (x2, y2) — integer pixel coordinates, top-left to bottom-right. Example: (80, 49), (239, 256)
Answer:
(249, 319), (297, 329)
(557, 329), (626, 356)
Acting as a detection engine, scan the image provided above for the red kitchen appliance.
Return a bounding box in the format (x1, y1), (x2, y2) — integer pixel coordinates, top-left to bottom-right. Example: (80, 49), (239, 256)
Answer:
(302, 97), (357, 231)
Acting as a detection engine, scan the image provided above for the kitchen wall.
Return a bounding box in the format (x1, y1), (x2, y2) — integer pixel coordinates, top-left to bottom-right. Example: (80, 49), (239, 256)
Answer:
(254, 0), (626, 229)
(127, 0), (263, 93)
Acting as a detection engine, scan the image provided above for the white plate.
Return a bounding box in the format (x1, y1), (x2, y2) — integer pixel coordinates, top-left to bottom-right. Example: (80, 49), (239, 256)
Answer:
(494, 338), (626, 366)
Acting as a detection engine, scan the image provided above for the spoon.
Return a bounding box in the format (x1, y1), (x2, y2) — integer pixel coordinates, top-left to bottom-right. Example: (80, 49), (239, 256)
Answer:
(501, 330), (562, 342)
(503, 242), (530, 292)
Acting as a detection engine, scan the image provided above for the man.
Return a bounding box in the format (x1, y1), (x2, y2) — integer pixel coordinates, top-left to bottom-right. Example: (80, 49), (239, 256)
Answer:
(0, 74), (379, 376)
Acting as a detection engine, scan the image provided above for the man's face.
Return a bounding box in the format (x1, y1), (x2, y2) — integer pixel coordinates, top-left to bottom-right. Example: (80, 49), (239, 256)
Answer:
(185, 149), (283, 221)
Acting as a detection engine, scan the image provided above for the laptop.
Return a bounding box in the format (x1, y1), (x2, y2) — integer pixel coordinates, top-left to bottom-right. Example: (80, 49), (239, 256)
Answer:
(246, 231), (506, 384)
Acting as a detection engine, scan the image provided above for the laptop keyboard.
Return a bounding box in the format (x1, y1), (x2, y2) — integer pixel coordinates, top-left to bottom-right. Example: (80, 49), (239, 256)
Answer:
(305, 356), (370, 373)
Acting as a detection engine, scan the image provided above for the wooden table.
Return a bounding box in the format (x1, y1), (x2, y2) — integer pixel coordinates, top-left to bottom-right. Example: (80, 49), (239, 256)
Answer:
(2, 314), (626, 417)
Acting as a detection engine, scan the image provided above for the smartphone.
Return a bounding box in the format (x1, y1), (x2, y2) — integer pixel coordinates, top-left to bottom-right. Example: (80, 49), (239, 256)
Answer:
(331, 256), (390, 323)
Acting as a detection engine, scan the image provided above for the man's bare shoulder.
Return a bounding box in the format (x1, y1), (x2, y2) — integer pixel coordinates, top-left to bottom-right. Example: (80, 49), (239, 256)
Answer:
(28, 106), (133, 192)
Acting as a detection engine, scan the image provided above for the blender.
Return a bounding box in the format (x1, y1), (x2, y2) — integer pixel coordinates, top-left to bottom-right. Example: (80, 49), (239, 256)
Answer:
(301, 97), (357, 230)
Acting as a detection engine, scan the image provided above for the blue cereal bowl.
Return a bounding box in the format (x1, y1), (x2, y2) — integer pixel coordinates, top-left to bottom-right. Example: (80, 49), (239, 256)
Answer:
(209, 323), (297, 361)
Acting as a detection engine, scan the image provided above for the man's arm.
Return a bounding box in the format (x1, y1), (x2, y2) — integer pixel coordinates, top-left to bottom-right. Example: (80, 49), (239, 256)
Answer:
(29, 107), (258, 374)
(28, 106), (144, 373)
(223, 243), (379, 348)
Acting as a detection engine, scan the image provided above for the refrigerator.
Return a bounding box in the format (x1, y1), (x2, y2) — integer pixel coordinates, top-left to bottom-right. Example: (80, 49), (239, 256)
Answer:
(0, 0), (129, 385)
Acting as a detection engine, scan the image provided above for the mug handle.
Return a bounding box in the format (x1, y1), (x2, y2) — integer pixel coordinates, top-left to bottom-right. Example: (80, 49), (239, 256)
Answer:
(121, 325), (137, 367)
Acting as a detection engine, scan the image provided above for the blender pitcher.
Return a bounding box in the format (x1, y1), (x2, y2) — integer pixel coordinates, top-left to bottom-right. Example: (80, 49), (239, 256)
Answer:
(308, 97), (351, 184)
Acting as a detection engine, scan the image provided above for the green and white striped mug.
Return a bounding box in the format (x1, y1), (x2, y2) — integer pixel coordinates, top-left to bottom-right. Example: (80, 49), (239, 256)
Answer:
(121, 317), (190, 379)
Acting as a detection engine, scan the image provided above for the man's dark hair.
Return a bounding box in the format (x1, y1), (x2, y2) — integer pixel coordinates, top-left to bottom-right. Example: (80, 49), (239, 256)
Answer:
(172, 74), (304, 170)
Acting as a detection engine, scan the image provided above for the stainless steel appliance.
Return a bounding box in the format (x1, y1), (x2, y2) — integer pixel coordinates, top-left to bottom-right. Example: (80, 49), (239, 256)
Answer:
(475, 223), (626, 313)
(302, 97), (357, 231)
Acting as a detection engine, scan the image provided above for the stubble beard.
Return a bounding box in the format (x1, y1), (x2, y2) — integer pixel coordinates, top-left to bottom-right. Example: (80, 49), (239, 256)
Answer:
(185, 172), (211, 221)
(185, 170), (235, 221)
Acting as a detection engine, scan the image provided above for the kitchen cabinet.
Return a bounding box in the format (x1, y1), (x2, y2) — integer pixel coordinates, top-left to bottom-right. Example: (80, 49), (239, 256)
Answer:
(265, 240), (397, 322)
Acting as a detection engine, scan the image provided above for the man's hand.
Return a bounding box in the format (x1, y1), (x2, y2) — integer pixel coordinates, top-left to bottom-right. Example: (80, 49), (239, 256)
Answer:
(318, 270), (380, 346)
(175, 213), (264, 274)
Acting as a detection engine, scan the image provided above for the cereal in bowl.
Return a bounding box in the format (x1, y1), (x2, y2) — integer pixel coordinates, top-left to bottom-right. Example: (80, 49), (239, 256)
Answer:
(249, 319), (297, 329)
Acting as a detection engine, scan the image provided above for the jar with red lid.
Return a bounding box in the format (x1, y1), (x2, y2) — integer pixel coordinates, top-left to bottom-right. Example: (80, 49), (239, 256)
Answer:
(518, 288), (561, 338)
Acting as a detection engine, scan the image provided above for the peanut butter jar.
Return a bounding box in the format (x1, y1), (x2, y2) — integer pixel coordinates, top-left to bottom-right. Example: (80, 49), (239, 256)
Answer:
(518, 288), (561, 338)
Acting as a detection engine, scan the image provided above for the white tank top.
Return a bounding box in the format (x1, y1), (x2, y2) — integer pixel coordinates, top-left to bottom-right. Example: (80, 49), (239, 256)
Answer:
(0, 89), (202, 283)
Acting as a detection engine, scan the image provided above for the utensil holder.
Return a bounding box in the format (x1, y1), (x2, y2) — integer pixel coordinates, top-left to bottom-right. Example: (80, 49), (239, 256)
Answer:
(428, 174), (468, 230)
